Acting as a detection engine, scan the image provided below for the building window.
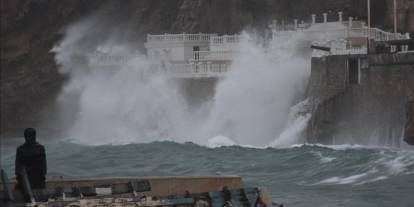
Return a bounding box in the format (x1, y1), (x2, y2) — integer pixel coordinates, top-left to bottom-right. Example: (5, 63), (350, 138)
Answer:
(348, 57), (360, 84)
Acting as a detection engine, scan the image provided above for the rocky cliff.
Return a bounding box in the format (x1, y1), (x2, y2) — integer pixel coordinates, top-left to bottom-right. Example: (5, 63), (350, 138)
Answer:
(1, 0), (414, 136)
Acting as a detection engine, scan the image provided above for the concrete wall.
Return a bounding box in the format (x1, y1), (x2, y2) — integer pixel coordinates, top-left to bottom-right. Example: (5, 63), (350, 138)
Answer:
(307, 52), (414, 145)
(405, 90), (414, 145)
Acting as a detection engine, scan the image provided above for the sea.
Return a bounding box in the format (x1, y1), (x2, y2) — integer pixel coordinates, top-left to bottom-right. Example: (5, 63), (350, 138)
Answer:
(1, 138), (413, 207)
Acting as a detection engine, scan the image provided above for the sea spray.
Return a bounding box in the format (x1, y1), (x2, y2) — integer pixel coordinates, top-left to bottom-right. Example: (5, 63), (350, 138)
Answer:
(52, 17), (197, 144)
(52, 16), (310, 147)
(270, 99), (312, 148)
(201, 33), (310, 146)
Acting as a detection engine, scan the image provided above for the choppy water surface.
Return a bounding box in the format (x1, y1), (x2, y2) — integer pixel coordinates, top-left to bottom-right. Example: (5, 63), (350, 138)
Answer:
(1, 139), (413, 207)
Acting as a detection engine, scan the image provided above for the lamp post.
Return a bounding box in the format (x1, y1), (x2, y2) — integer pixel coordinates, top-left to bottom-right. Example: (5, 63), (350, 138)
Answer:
(394, 0), (398, 33)
(367, 0), (371, 53)
(367, 0), (371, 36)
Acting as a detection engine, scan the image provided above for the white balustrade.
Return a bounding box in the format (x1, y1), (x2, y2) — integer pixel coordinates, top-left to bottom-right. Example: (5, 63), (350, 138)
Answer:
(210, 35), (241, 45)
(331, 47), (367, 55)
(147, 33), (217, 43)
(191, 51), (235, 61)
(273, 25), (409, 42)
(166, 63), (229, 78)
(145, 14), (412, 77)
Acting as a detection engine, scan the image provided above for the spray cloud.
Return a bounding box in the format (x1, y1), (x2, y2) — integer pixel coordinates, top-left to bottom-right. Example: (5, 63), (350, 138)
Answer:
(52, 15), (311, 147)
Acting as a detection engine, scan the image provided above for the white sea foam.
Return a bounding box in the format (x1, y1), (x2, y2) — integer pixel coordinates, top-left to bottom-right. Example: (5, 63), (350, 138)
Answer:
(316, 172), (369, 185)
(355, 176), (388, 185)
(206, 136), (237, 148)
(374, 151), (414, 175)
(311, 151), (336, 163)
(312, 150), (414, 186)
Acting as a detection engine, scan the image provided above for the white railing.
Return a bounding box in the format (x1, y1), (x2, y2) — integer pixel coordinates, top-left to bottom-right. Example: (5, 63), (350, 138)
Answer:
(191, 51), (236, 61)
(166, 63), (229, 78)
(274, 27), (409, 42)
(346, 28), (407, 41)
(147, 33), (217, 42)
(211, 35), (241, 45)
(331, 46), (367, 55)
(88, 52), (138, 67)
(365, 28), (407, 41)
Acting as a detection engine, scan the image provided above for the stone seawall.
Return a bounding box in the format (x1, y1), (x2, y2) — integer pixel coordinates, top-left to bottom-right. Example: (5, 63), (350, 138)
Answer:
(307, 53), (414, 146)
(405, 91), (414, 145)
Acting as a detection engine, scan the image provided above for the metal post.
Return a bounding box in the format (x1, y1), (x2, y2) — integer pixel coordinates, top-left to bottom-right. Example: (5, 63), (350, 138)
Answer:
(394, 0), (398, 33)
(367, 0), (371, 37)
(367, 0), (371, 53)
(323, 13), (328, 23)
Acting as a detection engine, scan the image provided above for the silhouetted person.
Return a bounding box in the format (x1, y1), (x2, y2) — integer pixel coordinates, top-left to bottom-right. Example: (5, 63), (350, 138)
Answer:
(15, 128), (47, 191)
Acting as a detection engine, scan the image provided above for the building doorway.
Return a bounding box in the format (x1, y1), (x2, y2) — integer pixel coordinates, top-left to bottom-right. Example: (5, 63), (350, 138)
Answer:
(348, 57), (360, 84)
(193, 46), (200, 60)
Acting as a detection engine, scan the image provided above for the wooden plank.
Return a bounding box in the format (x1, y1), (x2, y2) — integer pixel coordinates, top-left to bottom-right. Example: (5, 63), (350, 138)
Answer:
(1, 176), (242, 204)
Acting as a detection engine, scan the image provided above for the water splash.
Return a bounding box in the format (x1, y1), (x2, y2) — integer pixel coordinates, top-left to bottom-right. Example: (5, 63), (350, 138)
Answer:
(270, 99), (312, 148)
(199, 34), (310, 146)
(51, 17), (310, 147)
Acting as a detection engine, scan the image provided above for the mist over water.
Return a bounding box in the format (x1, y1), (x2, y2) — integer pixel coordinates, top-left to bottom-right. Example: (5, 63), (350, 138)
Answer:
(52, 16), (310, 147)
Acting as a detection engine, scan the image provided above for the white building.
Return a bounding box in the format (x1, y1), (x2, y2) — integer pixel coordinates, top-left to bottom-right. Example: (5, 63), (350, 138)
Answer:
(143, 12), (410, 78)
(144, 33), (240, 78)
(271, 12), (409, 57)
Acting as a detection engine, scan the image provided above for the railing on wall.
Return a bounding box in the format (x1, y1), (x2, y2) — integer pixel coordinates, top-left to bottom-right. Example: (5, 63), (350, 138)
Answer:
(210, 35), (241, 45)
(166, 63), (229, 78)
(331, 47), (368, 55)
(348, 28), (408, 41)
(191, 51), (236, 61)
(274, 26), (409, 42)
(147, 33), (217, 43)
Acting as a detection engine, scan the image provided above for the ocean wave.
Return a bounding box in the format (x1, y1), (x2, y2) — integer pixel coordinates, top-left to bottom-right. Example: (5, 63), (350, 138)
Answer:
(315, 172), (371, 185)
(311, 151), (336, 163)
(374, 151), (414, 175)
(355, 176), (388, 185)
(206, 135), (236, 148)
(311, 150), (414, 186)
(286, 143), (398, 151)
